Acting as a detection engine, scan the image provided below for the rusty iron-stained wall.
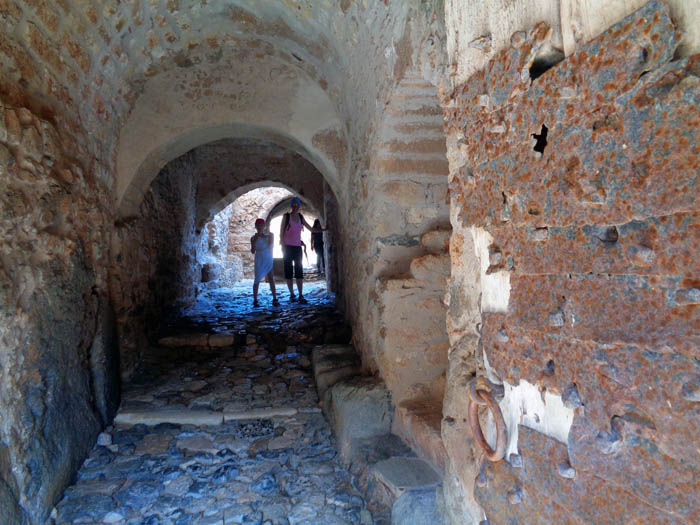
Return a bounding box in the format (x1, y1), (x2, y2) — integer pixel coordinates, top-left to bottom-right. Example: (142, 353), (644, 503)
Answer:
(443, 1), (699, 522)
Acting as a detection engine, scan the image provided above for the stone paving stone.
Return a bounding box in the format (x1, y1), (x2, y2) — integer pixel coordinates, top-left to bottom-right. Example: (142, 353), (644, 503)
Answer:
(53, 282), (370, 524)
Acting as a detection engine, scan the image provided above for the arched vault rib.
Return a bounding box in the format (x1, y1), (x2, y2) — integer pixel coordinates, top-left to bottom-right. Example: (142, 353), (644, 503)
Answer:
(203, 181), (322, 234)
(265, 196), (320, 224)
(116, 53), (347, 219)
(182, 137), (329, 232)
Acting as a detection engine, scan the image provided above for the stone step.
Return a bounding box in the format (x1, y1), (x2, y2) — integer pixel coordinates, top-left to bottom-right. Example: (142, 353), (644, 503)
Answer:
(223, 407), (298, 421)
(324, 376), (394, 461)
(392, 488), (445, 525)
(393, 399), (447, 471)
(409, 253), (450, 282)
(372, 457), (442, 499)
(114, 409), (223, 426)
(421, 228), (451, 254)
(311, 344), (361, 399)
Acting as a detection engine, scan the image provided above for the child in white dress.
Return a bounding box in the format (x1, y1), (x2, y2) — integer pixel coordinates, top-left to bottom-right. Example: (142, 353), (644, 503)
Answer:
(251, 218), (279, 307)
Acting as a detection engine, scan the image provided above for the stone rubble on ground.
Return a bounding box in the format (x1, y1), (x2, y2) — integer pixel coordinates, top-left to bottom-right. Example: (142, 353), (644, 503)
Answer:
(53, 282), (374, 525)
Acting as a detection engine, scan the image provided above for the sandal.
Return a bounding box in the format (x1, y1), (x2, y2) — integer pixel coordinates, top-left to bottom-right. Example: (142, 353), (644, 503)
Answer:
(253, 299), (260, 308)
(272, 298), (280, 306)
(289, 295), (298, 302)
(298, 296), (308, 304)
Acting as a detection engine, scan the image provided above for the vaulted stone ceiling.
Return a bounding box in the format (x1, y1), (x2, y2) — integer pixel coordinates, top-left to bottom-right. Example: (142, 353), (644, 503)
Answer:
(0, 0), (442, 218)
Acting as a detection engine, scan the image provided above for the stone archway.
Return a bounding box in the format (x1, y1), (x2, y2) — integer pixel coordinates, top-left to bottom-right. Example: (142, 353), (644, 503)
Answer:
(114, 52), (347, 222)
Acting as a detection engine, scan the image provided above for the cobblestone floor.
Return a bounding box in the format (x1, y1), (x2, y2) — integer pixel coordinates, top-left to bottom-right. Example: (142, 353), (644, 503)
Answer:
(53, 281), (372, 524)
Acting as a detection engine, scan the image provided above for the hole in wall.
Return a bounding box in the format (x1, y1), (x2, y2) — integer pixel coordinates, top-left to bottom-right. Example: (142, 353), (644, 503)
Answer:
(597, 226), (619, 244)
(544, 359), (555, 376)
(529, 50), (565, 81)
(532, 124), (548, 155)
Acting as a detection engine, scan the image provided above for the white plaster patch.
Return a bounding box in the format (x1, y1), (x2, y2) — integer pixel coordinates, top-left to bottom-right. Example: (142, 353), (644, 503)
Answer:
(484, 376), (575, 461)
(470, 226), (510, 312)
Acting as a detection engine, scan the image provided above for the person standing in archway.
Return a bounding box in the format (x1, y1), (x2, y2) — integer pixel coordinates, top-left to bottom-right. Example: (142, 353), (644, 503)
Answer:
(311, 219), (326, 275)
(251, 218), (279, 308)
(280, 198), (322, 304)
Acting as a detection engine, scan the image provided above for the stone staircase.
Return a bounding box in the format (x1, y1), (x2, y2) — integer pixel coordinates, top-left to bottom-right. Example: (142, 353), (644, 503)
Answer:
(312, 344), (446, 524)
(373, 228), (451, 477)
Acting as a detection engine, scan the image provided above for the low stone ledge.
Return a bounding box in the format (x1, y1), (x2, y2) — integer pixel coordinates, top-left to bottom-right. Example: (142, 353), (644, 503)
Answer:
(114, 409), (223, 426)
(158, 332), (236, 348)
(208, 332), (235, 347)
(158, 333), (210, 347)
(223, 407), (298, 421)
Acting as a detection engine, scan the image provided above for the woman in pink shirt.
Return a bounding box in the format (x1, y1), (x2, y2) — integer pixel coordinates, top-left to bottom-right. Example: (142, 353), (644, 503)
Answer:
(279, 197), (324, 303)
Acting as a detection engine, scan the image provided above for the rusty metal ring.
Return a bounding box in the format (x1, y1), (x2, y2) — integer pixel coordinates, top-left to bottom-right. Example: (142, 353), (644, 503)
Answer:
(469, 378), (491, 405)
(468, 384), (507, 462)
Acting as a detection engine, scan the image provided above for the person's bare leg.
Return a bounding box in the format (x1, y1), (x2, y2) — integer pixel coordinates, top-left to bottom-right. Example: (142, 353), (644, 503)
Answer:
(286, 279), (294, 295)
(296, 278), (304, 302)
(267, 273), (277, 298)
(253, 281), (260, 306)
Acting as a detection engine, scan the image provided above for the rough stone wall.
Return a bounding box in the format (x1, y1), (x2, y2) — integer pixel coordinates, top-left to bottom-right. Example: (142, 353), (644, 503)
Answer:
(0, 100), (114, 523)
(111, 153), (199, 380)
(197, 205), (238, 288)
(226, 187), (292, 279)
(442, 2), (699, 522)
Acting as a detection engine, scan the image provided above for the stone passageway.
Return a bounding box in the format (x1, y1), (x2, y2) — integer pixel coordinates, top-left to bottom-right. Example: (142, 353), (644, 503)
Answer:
(1, 1), (698, 523)
(53, 282), (370, 524)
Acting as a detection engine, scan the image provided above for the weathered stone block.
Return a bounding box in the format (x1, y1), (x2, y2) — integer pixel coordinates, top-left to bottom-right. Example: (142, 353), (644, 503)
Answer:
(482, 320), (700, 462)
(324, 376), (394, 460)
(223, 407), (297, 421)
(316, 365), (359, 399)
(372, 457), (441, 499)
(392, 488), (445, 525)
(476, 426), (684, 523)
(115, 409), (223, 426)
(410, 253), (450, 282)
(421, 229), (451, 254)
(486, 213), (699, 278)
(208, 332), (234, 347)
(503, 274), (698, 353)
(379, 180), (426, 205)
(158, 333), (210, 347)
